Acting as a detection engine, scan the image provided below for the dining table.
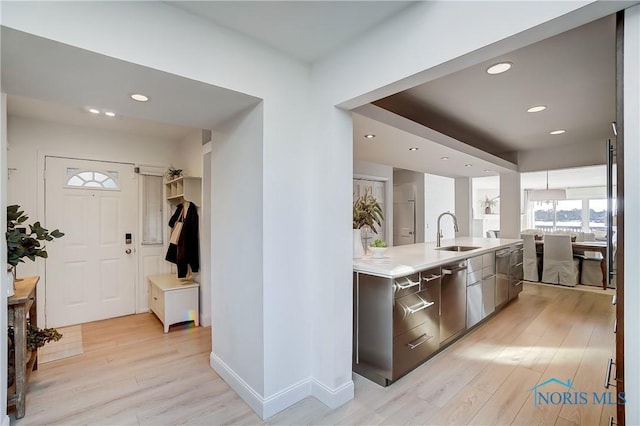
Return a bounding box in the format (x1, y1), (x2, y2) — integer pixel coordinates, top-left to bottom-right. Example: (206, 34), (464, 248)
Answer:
(535, 240), (608, 289)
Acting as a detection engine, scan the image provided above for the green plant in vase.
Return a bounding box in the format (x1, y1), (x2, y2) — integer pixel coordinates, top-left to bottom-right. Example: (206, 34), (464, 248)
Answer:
(6, 204), (65, 273)
(353, 188), (384, 258)
(353, 188), (384, 232)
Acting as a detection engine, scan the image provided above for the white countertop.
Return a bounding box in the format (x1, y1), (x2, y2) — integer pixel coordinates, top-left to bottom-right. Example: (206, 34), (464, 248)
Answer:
(353, 237), (522, 278)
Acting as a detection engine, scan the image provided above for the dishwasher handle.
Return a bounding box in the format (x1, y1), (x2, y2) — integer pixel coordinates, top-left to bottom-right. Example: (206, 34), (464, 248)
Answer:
(442, 265), (467, 275)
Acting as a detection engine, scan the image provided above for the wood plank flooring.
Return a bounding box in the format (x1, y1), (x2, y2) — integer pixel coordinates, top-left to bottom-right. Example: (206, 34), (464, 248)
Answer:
(12, 283), (615, 425)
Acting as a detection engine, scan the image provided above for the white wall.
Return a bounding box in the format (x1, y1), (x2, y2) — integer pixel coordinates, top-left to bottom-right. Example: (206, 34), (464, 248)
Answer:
(624, 5), (640, 424)
(393, 168), (425, 243)
(424, 173), (455, 242)
(500, 172), (521, 239)
(210, 104), (266, 406)
(175, 128), (204, 179)
(353, 159), (393, 246)
(454, 178), (471, 237)
(1, 94), (9, 426)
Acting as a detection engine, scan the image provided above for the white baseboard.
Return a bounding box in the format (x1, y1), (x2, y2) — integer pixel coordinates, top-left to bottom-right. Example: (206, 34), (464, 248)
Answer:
(2, 414), (10, 426)
(311, 377), (354, 409)
(209, 353), (354, 419)
(200, 313), (211, 327)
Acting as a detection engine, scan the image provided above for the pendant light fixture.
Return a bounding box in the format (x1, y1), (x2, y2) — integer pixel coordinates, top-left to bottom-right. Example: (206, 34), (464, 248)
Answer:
(530, 171), (567, 201)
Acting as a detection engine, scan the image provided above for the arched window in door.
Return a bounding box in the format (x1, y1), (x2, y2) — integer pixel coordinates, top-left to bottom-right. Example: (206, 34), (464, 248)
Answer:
(65, 170), (119, 190)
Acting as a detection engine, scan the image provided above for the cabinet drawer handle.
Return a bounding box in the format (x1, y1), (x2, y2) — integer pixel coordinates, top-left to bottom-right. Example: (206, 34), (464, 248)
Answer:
(396, 278), (420, 290)
(513, 262), (523, 267)
(422, 274), (441, 282)
(406, 299), (435, 314)
(608, 415), (616, 426)
(612, 294), (617, 305)
(613, 319), (617, 334)
(604, 358), (616, 389)
(407, 333), (432, 349)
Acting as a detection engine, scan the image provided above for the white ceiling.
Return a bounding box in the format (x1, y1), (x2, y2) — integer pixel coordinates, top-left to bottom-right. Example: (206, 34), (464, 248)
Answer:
(1, 27), (260, 132)
(0, 4), (618, 182)
(166, 1), (416, 63)
(373, 15), (616, 161)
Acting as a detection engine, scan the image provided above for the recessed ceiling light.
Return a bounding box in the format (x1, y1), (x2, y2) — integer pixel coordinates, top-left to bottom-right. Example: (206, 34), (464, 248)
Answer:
(550, 130), (565, 135)
(465, 164), (473, 168)
(88, 108), (100, 114)
(527, 105), (546, 113)
(364, 134), (375, 139)
(484, 169), (492, 173)
(104, 111), (116, 117)
(440, 156), (449, 160)
(130, 93), (149, 102)
(409, 147), (419, 151)
(486, 62), (512, 75)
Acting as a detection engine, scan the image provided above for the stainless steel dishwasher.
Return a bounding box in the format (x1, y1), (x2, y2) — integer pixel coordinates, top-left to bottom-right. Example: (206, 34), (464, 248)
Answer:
(495, 248), (511, 307)
(440, 261), (467, 345)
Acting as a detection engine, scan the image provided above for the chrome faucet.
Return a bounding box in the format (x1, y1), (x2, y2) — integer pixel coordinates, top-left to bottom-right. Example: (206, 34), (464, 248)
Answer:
(437, 212), (459, 247)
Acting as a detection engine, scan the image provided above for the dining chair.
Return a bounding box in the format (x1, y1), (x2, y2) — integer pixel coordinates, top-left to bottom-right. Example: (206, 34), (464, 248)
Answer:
(580, 232), (604, 286)
(522, 234), (539, 282)
(541, 234), (580, 286)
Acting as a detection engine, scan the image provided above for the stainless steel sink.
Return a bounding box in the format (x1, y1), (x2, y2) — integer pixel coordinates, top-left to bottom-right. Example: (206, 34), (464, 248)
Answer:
(436, 245), (480, 252)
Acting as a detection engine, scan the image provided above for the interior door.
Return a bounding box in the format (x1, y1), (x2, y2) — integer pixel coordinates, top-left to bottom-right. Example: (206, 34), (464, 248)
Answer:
(393, 183), (415, 246)
(45, 157), (137, 327)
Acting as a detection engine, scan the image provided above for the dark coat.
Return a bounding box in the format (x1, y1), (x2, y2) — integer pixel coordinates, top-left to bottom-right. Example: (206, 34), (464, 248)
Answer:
(165, 202), (199, 278)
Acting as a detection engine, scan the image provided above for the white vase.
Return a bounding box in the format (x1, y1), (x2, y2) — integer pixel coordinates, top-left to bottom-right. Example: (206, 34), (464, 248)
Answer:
(7, 266), (15, 298)
(353, 228), (365, 259)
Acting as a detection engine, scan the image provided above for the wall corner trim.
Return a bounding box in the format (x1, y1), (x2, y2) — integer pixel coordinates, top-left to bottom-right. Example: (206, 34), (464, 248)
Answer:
(209, 353), (354, 419)
(2, 415), (10, 426)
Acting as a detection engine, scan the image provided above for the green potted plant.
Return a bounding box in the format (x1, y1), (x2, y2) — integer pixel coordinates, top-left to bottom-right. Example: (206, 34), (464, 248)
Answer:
(7, 321), (62, 387)
(6, 204), (64, 295)
(5, 205), (65, 388)
(353, 188), (384, 258)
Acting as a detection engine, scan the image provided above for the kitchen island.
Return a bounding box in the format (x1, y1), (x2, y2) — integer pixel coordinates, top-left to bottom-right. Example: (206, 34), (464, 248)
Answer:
(353, 237), (523, 386)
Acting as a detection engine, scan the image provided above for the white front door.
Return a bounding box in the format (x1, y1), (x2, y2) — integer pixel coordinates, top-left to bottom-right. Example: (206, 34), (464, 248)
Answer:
(45, 157), (137, 327)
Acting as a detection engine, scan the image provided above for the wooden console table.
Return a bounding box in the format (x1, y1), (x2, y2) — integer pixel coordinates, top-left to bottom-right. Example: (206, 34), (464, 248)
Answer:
(7, 276), (39, 419)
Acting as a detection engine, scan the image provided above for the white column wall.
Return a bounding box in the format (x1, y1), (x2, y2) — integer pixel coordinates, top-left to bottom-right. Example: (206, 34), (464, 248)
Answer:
(624, 5), (640, 424)
(210, 104), (265, 404)
(499, 172), (521, 239)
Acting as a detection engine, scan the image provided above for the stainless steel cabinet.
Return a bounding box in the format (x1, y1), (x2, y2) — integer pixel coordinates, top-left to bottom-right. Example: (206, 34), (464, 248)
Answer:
(508, 245), (524, 300)
(440, 261), (467, 345)
(354, 267), (441, 386)
(467, 252), (497, 329)
(495, 248), (510, 307)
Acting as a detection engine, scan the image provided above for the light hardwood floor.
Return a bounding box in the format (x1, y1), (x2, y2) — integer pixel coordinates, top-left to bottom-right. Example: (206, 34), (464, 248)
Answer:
(13, 283), (615, 425)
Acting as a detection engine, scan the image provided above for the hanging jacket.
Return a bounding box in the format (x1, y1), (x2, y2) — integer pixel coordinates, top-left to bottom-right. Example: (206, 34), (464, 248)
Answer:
(165, 202), (200, 278)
